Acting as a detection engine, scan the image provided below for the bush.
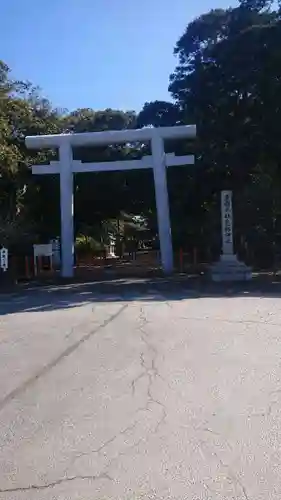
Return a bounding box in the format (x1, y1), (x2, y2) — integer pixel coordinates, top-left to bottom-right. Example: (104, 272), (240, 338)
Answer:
(75, 235), (105, 257)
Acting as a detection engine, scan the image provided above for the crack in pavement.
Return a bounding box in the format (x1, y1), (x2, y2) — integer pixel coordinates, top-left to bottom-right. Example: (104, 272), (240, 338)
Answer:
(67, 406), (157, 482)
(68, 418), (140, 469)
(0, 473), (112, 493)
(0, 299), (260, 498)
(197, 435), (250, 500)
(131, 355), (146, 396)
(0, 303), (167, 494)
(218, 456), (250, 500)
(0, 304), (128, 412)
(178, 315), (281, 327)
(134, 307), (167, 386)
(134, 306), (168, 432)
(192, 420), (249, 499)
(69, 305), (168, 476)
(0, 304), (128, 493)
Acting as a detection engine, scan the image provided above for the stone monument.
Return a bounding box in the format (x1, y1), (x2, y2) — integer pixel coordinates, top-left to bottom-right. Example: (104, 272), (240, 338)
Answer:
(210, 190), (252, 281)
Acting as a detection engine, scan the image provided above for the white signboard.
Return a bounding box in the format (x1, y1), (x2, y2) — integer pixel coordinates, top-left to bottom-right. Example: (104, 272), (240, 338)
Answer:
(33, 244), (53, 257)
(221, 190), (233, 255)
(33, 243), (53, 276)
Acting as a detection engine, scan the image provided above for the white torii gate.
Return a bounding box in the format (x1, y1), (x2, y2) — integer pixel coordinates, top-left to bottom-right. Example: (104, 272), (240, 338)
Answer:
(25, 125), (196, 278)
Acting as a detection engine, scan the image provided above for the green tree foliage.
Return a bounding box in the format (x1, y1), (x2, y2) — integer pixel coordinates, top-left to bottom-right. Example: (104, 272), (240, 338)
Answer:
(0, 61), (63, 244)
(137, 101), (181, 127)
(166, 1), (281, 261)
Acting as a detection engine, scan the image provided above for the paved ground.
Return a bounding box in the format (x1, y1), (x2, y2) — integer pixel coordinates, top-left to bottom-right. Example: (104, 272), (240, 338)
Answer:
(0, 281), (281, 499)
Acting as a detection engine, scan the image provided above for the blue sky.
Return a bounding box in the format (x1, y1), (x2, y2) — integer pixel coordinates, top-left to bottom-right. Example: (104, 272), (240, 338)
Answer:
(2, 0), (237, 112)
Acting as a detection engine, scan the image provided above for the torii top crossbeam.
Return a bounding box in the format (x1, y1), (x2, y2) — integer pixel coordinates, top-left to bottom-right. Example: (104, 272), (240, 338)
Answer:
(26, 125), (196, 278)
(26, 124), (196, 148)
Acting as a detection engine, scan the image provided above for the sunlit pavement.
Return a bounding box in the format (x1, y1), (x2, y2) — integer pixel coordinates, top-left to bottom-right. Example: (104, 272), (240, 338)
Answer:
(0, 283), (281, 499)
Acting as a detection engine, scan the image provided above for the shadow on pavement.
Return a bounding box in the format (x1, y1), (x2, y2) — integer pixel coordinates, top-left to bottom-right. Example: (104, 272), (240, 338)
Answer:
(1, 276), (281, 316)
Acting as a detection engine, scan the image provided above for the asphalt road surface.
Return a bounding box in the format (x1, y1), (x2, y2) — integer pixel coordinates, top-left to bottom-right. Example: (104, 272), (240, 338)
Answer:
(0, 281), (281, 499)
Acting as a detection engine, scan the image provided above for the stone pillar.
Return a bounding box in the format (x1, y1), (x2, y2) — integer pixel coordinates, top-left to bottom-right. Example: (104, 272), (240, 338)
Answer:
(59, 142), (74, 278)
(151, 133), (173, 274)
(221, 190), (234, 256)
(210, 190), (252, 281)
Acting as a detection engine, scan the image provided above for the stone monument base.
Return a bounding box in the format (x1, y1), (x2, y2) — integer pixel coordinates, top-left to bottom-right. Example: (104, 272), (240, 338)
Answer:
(210, 254), (252, 282)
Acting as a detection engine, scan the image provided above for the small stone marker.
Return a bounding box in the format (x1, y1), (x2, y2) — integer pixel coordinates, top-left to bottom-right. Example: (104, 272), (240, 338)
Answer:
(0, 247), (8, 272)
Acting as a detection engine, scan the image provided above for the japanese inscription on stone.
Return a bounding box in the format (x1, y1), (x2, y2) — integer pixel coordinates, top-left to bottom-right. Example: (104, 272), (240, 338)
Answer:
(221, 190), (233, 255)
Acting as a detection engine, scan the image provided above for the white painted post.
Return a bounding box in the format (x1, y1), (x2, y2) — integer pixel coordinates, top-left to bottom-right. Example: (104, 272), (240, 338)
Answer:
(221, 190), (234, 256)
(151, 132), (173, 273)
(59, 142), (74, 277)
(0, 247), (8, 272)
(50, 238), (61, 267)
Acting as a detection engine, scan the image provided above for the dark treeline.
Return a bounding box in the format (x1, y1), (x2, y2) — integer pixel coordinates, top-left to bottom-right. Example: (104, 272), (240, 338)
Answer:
(1, 0), (281, 266)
